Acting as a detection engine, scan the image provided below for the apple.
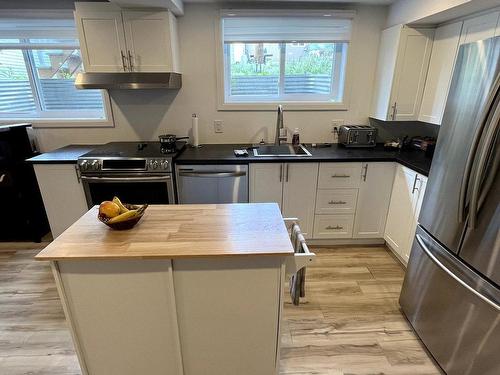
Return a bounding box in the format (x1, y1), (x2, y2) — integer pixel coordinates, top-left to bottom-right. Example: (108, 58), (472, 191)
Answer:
(99, 201), (121, 219)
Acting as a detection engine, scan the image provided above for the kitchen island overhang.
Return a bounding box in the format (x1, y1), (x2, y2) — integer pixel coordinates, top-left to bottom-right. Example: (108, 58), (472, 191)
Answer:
(36, 203), (304, 375)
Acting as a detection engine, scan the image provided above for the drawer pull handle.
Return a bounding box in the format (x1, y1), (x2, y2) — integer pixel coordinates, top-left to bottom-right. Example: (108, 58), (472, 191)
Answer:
(326, 225), (343, 230)
(328, 200), (346, 205)
(331, 174), (350, 178)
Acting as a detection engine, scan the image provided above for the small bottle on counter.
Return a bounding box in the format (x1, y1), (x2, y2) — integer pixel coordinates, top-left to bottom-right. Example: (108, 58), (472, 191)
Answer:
(292, 128), (300, 145)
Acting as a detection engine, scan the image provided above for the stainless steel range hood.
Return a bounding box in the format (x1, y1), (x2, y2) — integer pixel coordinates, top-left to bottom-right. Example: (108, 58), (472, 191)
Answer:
(75, 72), (182, 90)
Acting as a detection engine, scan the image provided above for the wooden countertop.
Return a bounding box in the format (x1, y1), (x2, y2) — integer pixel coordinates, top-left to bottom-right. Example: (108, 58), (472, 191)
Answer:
(35, 203), (294, 260)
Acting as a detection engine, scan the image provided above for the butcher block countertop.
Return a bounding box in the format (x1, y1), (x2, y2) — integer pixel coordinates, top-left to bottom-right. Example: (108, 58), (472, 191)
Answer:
(35, 203), (294, 261)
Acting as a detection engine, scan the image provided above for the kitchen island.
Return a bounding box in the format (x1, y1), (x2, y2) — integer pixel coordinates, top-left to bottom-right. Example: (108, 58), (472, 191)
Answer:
(36, 203), (306, 375)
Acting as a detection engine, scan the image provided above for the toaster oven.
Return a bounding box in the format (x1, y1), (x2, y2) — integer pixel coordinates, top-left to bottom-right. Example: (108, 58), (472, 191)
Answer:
(338, 125), (377, 147)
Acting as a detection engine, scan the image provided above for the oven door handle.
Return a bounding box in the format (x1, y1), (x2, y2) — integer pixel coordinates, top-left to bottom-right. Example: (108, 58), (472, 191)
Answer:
(80, 175), (171, 183)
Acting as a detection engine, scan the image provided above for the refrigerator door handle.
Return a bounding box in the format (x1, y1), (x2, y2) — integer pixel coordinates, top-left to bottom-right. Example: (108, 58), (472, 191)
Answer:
(458, 74), (500, 223)
(468, 92), (500, 229)
(416, 234), (500, 311)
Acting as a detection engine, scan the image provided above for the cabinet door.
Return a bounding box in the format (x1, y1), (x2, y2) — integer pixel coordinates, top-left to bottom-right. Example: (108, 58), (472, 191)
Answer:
(390, 27), (434, 121)
(404, 174), (428, 262)
(74, 8), (128, 72)
(249, 163), (283, 209)
(419, 21), (463, 125)
(282, 163), (318, 238)
(459, 11), (500, 45)
(34, 164), (88, 238)
(354, 162), (396, 239)
(123, 11), (179, 72)
(370, 24), (402, 120)
(384, 165), (417, 260)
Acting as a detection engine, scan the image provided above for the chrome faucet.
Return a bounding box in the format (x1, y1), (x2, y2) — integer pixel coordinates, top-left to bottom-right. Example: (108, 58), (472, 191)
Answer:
(275, 105), (287, 145)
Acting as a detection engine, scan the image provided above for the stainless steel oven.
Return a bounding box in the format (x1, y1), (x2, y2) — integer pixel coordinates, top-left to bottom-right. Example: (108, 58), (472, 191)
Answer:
(78, 142), (178, 208)
(80, 173), (175, 208)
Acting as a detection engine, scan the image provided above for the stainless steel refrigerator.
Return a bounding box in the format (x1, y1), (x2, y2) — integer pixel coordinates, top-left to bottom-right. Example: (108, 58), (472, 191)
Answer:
(400, 36), (500, 375)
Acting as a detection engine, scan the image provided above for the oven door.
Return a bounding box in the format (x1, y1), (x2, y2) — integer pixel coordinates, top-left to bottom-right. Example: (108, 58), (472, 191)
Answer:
(81, 174), (175, 208)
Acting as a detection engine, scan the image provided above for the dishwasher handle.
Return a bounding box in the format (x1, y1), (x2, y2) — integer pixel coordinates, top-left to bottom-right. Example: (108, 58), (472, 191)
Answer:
(178, 170), (247, 178)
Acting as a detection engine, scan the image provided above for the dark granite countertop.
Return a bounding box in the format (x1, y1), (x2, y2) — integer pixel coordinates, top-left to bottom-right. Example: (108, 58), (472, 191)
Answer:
(176, 144), (433, 176)
(27, 143), (433, 176)
(27, 144), (101, 164)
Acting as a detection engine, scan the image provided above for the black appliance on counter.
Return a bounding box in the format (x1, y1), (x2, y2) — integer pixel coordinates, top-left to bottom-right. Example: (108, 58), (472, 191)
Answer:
(0, 124), (49, 242)
(77, 141), (185, 207)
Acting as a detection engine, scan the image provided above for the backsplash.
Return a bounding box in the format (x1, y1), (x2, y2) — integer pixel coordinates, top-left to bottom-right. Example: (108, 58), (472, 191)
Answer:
(369, 118), (440, 142)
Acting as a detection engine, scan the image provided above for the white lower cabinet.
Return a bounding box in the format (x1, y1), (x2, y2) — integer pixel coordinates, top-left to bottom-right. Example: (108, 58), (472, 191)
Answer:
(249, 163), (283, 208)
(313, 214), (354, 239)
(249, 163), (319, 237)
(353, 162), (396, 238)
(313, 162), (394, 240)
(250, 161), (423, 244)
(281, 163), (319, 238)
(384, 165), (428, 265)
(34, 164), (88, 238)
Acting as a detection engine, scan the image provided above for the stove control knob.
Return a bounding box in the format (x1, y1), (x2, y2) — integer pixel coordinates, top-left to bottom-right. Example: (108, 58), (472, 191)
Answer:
(161, 160), (169, 170)
(150, 160), (159, 170)
(79, 160), (88, 171)
(91, 160), (100, 171)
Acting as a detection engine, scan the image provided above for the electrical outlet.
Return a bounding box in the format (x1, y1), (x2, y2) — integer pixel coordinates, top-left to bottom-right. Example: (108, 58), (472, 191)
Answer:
(331, 120), (343, 142)
(331, 119), (344, 130)
(214, 120), (224, 133)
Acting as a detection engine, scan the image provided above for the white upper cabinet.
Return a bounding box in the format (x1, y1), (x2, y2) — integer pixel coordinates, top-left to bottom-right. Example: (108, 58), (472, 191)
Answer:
(75, 3), (180, 73)
(419, 21), (463, 125)
(371, 25), (434, 121)
(122, 11), (179, 72)
(459, 11), (500, 45)
(75, 7), (127, 72)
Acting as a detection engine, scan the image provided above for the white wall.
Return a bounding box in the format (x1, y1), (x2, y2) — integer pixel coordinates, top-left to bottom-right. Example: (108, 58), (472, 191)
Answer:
(33, 3), (387, 152)
(386, 0), (471, 26)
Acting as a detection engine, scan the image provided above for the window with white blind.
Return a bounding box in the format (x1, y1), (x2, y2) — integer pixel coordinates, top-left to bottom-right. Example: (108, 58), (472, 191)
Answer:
(0, 17), (111, 125)
(218, 10), (354, 109)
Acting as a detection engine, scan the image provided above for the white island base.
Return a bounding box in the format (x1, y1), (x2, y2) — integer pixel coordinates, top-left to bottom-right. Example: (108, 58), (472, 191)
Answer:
(52, 256), (286, 375)
(36, 204), (314, 375)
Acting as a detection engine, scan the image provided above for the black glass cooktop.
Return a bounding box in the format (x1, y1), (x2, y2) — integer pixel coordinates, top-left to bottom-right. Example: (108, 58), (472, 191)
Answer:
(81, 141), (186, 158)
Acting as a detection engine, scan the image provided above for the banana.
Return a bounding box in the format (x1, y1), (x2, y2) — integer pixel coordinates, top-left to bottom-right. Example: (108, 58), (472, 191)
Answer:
(107, 209), (138, 224)
(112, 196), (129, 214)
(106, 204), (148, 224)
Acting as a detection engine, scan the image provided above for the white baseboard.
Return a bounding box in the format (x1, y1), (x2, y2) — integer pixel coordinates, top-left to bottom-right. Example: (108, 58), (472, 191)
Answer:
(307, 238), (386, 246)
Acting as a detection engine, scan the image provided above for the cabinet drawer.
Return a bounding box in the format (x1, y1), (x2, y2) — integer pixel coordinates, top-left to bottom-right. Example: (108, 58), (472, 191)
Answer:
(313, 214), (354, 239)
(315, 189), (358, 214)
(318, 163), (362, 189)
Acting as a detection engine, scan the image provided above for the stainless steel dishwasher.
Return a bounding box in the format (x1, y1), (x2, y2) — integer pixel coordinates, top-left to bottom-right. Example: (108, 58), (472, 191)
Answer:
(175, 164), (248, 203)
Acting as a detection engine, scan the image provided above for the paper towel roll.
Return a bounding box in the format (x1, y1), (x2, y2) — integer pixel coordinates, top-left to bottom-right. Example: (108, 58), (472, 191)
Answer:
(191, 113), (199, 147)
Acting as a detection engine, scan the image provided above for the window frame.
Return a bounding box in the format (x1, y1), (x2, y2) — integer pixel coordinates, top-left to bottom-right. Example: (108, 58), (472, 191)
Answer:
(215, 9), (355, 111)
(0, 29), (113, 128)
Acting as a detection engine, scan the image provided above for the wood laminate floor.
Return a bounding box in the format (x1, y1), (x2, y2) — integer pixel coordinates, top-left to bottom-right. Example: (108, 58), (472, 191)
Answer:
(0, 244), (442, 375)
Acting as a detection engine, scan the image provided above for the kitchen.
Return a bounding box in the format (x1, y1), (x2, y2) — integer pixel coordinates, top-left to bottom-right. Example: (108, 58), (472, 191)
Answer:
(0, 0), (499, 374)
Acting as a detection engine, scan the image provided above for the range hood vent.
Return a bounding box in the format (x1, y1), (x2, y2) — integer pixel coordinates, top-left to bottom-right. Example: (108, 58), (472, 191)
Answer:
(75, 72), (182, 90)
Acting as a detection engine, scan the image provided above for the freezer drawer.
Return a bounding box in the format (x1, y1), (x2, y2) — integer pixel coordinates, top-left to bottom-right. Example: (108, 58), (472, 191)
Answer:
(400, 226), (500, 375)
(175, 164), (248, 204)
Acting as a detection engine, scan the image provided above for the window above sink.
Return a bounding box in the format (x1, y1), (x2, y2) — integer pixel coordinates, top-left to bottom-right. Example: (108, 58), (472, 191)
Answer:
(216, 9), (355, 111)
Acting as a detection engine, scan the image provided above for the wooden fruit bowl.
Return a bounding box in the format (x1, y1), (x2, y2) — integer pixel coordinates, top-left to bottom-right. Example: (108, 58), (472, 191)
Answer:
(98, 203), (147, 230)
